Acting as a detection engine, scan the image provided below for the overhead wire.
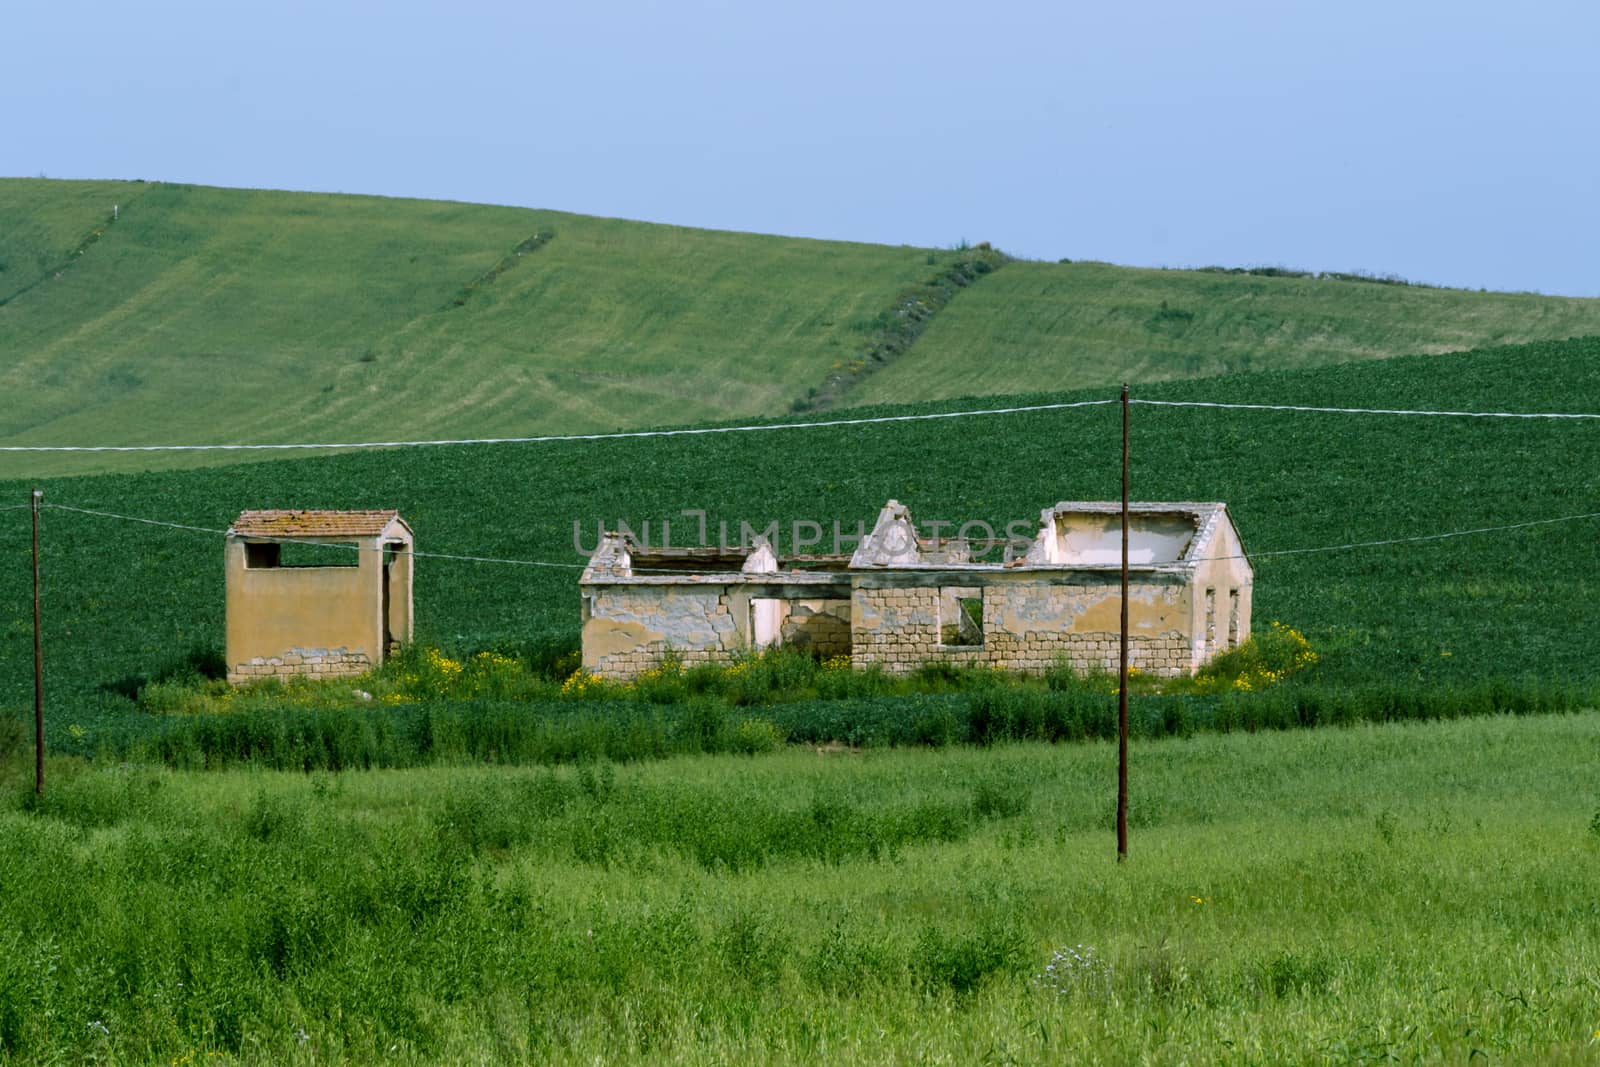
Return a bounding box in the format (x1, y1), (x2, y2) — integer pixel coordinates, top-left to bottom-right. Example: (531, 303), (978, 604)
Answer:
(33, 499), (1600, 573)
(1191, 508), (1600, 563)
(14, 387), (1599, 569)
(44, 503), (231, 538)
(1131, 399), (1600, 419)
(41, 503), (590, 570)
(0, 398), (1119, 453)
(4, 392), (1598, 456)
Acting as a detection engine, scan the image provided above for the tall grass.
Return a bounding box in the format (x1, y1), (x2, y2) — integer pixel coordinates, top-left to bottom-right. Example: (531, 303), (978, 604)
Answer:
(71, 643), (1599, 771)
(0, 714), (1596, 1063)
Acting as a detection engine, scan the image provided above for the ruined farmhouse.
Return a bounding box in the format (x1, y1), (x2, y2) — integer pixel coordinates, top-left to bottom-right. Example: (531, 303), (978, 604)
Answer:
(580, 499), (1252, 679)
(225, 510), (414, 684)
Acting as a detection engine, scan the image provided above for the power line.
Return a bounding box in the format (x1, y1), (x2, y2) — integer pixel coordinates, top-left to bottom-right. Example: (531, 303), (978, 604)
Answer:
(1196, 508), (1600, 563)
(40, 503), (781, 573)
(0, 398), (1119, 453)
(413, 549), (584, 570)
(38, 499), (1600, 574)
(45, 503), (229, 538)
(1132, 399), (1600, 420)
(42, 503), (589, 569)
(5, 395), (1600, 456)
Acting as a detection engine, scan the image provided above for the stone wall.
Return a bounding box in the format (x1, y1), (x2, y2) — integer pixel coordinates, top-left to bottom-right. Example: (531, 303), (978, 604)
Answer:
(227, 646), (372, 685)
(583, 575), (1205, 681)
(583, 585), (741, 679)
(850, 578), (1194, 677)
(583, 586), (854, 678)
(780, 599), (852, 656)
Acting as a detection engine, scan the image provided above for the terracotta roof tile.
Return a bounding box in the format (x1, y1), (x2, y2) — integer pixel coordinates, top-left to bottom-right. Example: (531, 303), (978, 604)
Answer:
(230, 510), (403, 538)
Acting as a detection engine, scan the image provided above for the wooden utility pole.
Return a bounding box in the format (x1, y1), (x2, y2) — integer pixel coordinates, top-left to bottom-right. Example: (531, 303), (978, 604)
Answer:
(1117, 386), (1129, 860)
(31, 489), (44, 796)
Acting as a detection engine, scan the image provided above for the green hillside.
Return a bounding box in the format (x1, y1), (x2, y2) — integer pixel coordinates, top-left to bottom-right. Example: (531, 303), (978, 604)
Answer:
(5, 180), (1600, 480)
(0, 179), (934, 473)
(4, 336), (1599, 749)
(849, 260), (1600, 405)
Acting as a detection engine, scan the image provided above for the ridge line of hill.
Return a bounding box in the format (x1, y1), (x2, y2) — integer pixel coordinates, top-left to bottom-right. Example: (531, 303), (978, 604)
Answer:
(792, 244), (1009, 412)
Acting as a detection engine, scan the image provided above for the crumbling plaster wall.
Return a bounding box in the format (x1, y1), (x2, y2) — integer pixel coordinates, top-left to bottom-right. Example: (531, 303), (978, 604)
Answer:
(1189, 519), (1253, 666)
(582, 584), (747, 678)
(1052, 512), (1197, 565)
(225, 539), (385, 684)
(582, 584), (854, 678)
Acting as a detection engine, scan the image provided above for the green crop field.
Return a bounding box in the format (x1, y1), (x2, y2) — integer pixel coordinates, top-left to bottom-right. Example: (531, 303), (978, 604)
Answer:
(1, 714), (1596, 1063)
(2, 335), (1598, 753)
(6, 179), (1600, 477)
(850, 259), (1600, 405)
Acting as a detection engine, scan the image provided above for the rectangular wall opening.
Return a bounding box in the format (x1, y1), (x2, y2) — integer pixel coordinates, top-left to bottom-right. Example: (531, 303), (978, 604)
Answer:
(243, 540), (362, 568)
(1227, 590), (1240, 650)
(382, 552), (393, 652)
(751, 598), (784, 650)
(940, 587), (984, 646)
(1205, 587), (1217, 656)
(243, 542), (281, 569)
(1055, 511), (1199, 564)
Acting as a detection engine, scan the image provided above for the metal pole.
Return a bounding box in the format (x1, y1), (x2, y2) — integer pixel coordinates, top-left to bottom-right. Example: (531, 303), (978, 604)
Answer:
(31, 489), (44, 796)
(1117, 386), (1129, 861)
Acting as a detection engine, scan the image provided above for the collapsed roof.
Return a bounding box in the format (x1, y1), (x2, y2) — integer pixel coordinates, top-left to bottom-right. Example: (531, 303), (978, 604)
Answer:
(583, 499), (1249, 582)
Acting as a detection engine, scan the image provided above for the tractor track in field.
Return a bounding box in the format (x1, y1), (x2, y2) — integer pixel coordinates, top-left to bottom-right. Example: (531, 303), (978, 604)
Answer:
(440, 230), (555, 310)
(0, 196), (140, 309)
(792, 244), (1009, 413)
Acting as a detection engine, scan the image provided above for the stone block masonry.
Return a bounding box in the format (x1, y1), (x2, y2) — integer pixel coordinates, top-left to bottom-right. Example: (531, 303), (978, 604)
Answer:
(779, 599), (852, 656)
(584, 587), (854, 679)
(583, 585), (743, 680)
(850, 582), (1193, 677)
(227, 647), (372, 685)
(586, 578), (1198, 680)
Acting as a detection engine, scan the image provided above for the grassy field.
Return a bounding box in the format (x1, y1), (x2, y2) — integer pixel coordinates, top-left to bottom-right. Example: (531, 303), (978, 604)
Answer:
(1, 335), (1598, 753)
(6, 179), (1600, 476)
(0, 179), (934, 475)
(1, 713), (1596, 1064)
(851, 259), (1600, 405)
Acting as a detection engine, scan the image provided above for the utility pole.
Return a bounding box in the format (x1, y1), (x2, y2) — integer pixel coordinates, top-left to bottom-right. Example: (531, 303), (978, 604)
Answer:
(1117, 386), (1129, 861)
(31, 489), (44, 796)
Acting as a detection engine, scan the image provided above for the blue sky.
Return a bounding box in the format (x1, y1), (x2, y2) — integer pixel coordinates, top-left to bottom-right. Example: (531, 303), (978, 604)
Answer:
(10, 0), (1597, 295)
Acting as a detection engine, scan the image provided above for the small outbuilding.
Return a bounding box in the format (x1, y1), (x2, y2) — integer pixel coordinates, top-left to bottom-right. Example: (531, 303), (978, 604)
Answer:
(225, 510), (414, 684)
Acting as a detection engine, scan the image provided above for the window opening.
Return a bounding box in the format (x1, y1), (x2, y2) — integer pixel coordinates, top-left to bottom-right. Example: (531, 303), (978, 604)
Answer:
(940, 587), (984, 646)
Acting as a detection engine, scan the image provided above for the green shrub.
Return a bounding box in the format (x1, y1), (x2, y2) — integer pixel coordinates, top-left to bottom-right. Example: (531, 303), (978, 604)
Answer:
(729, 717), (785, 754)
(914, 913), (1028, 994)
(1192, 622), (1319, 693)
